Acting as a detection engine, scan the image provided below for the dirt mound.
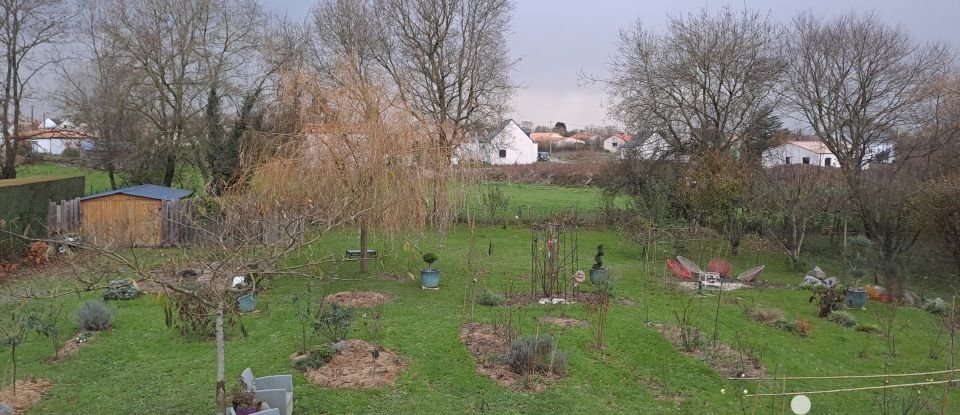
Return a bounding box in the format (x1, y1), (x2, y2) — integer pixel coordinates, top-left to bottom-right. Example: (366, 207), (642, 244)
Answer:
(324, 291), (391, 308)
(0, 378), (53, 414)
(539, 316), (588, 328)
(49, 332), (92, 363)
(303, 340), (405, 389)
(459, 322), (559, 391)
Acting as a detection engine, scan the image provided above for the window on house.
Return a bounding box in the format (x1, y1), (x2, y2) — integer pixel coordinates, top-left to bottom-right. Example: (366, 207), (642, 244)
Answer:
(498, 149), (506, 158)
(612, 142), (617, 147)
(824, 157), (831, 166)
(802, 157), (810, 164)
(784, 157), (791, 164)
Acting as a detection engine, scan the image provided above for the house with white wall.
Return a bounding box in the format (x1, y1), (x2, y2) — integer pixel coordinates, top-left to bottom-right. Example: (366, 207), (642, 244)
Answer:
(763, 141), (838, 168)
(618, 131), (673, 160)
(456, 120), (537, 165)
(603, 133), (632, 152)
(23, 128), (97, 155)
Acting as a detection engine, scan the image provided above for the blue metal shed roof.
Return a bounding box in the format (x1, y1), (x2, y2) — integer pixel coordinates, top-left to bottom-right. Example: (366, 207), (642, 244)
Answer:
(81, 184), (193, 201)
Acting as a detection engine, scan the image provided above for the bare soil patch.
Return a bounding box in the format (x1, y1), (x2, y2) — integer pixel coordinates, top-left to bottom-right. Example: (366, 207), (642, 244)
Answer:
(651, 322), (766, 379)
(459, 322), (559, 391)
(0, 378), (53, 414)
(539, 316), (588, 328)
(49, 332), (92, 363)
(324, 291), (391, 308)
(303, 340), (405, 389)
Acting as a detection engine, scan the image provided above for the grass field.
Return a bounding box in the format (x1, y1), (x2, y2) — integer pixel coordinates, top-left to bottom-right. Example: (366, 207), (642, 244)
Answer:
(467, 182), (629, 221)
(0, 172), (954, 414)
(0, 221), (954, 414)
(16, 162), (205, 196)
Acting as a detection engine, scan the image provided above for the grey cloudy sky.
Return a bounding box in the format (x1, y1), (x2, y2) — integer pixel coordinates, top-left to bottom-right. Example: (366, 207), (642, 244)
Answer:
(271, 1), (959, 129)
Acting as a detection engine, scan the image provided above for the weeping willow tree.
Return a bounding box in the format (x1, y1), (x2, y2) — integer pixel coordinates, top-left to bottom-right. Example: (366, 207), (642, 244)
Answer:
(257, 62), (468, 272)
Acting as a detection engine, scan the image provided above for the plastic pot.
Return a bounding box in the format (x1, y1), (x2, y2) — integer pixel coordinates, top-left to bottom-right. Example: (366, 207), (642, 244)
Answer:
(420, 269), (440, 288)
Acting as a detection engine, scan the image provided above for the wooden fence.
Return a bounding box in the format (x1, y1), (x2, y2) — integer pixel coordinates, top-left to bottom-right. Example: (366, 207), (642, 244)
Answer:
(46, 198), (81, 236)
(48, 198), (304, 248)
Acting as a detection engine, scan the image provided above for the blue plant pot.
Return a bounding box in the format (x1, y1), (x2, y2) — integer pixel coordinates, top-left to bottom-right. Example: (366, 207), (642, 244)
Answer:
(845, 288), (867, 309)
(237, 293), (257, 312)
(420, 269), (440, 288)
(589, 268), (608, 286)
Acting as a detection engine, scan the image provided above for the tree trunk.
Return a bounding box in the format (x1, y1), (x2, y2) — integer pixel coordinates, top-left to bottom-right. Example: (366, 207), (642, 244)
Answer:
(359, 222), (368, 274)
(108, 163), (117, 190)
(1, 144), (14, 179)
(10, 346), (16, 395)
(163, 153), (176, 187)
(215, 307), (226, 415)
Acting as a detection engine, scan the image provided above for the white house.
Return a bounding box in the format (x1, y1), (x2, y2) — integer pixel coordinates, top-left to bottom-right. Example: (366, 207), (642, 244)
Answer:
(456, 120), (537, 165)
(763, 141), (838, 168)
(556, 137), (586, 147)
(618, 132), (672, 160)
(602, 133), (632, 152)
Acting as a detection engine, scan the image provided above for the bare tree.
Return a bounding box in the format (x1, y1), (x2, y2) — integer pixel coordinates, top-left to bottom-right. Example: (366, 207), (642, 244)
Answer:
(605, 7), (785, 156)
(0, 0), (70, 179)
(785, 12), (953, 264)
(57, 0), (141, 190)
(786, 12), (952, 172)
(756, 164), (841, 265)
(373, 0), (516, 155)
(98, 0), (267, 187)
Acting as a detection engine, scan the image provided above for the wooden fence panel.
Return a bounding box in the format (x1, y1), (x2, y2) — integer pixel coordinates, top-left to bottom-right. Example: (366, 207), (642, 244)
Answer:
(46, 198), (81, 237)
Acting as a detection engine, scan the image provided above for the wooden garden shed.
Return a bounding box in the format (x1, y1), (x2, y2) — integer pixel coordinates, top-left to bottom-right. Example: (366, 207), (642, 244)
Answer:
(79, 184), (192, 247)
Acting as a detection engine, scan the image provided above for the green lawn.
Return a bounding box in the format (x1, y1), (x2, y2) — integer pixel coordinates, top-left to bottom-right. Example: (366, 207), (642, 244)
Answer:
(0, 222), (954, 414)
(467, 182), (629, 221)
(16, 162), (205, 196)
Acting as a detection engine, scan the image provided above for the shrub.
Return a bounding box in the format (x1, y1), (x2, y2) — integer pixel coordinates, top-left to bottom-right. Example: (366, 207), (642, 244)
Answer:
(828, 311), (858, 328)
(772, 319), (795, 332)
(76, 300), (116, 331)
(506, 334), (569, 376)
(476, 289), (505, 306)
(794, 319), (812, 337)
(102, 279), (142, 301)
(292, 344), (335, 371)
(923, 298), (947, 315)
(314, 303), (353, 343)
(750, 307), (783, 323)
(855, 324), (880, 334)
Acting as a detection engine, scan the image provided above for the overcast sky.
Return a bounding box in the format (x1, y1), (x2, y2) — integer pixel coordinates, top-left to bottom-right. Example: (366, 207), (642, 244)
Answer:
(49, 0), (954, 131)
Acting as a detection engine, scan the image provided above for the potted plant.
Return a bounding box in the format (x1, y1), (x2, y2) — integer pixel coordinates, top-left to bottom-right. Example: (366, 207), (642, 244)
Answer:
(230, 380), (262, 415)
(845, 268), (868, 309)
(233, 274), (258, 313)
(420, 252), (440, 288)
(589, 245), (608, 285)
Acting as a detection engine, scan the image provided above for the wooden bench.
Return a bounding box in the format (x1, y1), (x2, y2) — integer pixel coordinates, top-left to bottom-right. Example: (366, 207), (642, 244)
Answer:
(345, 249), (378, 259)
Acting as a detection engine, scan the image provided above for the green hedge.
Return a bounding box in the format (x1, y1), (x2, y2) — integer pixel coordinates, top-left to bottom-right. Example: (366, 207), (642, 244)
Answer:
(0, 176), (85, 236)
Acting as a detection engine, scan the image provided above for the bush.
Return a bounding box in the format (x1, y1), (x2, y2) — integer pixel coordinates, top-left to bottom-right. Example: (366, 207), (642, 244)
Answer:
(292, 344), (335, 371)
(828, 311), (858, 328)
(314, 303), (353, 343)
(794, 319), (812, 337)
(76, 300), (116, 331)
(750, 307), (783, 323)
(772, 319), (795, 332)
(102, 279), (142, 301)
(855, 324), (880, 334)
(506, 334), (569, 376)
(923, 298), (947, 315)
(476, 289), (505, 306)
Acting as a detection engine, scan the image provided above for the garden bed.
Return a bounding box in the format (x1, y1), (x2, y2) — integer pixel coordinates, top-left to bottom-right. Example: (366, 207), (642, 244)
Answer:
(303, 340), (405, 389)
(0, 378), (53, 414)
(324, 291), (391, 308)
(459, 322), (561, 391)
(650, 322), (767, 379)
(49, 332), (93, 363)
(539, 316), (588, 328)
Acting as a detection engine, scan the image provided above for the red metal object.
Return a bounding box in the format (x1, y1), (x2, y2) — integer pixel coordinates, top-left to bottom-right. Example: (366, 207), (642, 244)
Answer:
(666, 258), (692, 280)
(707, 257), (732, 278)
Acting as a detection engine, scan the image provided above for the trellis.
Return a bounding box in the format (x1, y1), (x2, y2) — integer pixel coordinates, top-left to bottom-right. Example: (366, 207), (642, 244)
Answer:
(530, 223), (579, 298)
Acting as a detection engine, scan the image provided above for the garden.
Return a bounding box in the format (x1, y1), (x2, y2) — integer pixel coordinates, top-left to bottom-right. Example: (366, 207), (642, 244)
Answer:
(0, 184), (957, 414)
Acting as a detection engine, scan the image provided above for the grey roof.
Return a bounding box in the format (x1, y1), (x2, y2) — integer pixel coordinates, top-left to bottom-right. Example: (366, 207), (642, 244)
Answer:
(81, 184), (193, 201)
(477, 119), (516, 144)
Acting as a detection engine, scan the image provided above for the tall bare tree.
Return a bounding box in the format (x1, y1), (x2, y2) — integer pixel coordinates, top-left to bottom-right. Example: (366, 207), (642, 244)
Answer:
(98, 0), (267, 187)
(606, 7), (785, 156)
(373, 0), (516, 156)
(786, 12), (952, 172)
(0, 0), (70, 178)
(785, 12), (953, 263)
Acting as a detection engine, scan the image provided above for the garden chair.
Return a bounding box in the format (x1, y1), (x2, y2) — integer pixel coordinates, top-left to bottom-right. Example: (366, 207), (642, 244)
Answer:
(736, 265), (765, 283)
(676, 256), (703, 275)
(227, 408), (280, 415)
(240, 368), (293, 415)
